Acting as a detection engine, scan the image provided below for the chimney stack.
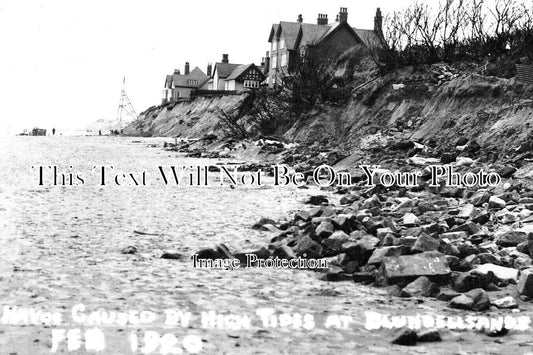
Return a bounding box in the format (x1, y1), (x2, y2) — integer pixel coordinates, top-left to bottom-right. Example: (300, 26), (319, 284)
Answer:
(207, 63), (212, 77)
(184, 62), (190, 75)
(339, 7), (348, 23)
(317, 13), (328, 25)
(222, 54), (229, 63)
(374, 8), (383, 34)
(297, 14), (303, 23)
(174, 69), (181, 75)
(265, 51), (270, 74)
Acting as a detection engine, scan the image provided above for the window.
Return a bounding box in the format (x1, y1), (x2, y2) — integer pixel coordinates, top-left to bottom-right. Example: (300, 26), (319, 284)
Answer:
(279, 39), (285, 49)
(281, 53), (287, 67)
(244, 80), (259, 88)
(272, 56), (277, 69)
(187, 79), (198, 86)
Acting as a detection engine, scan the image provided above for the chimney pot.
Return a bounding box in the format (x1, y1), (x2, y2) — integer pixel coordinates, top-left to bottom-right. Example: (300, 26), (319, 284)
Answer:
(297, 14), (303, 23)
(317, 13), (328, 25)
(338, 7), (348, 23)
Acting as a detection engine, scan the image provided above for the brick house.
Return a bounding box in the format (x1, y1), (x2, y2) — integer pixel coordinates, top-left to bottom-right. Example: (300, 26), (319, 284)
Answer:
(267, 7), (384, 87)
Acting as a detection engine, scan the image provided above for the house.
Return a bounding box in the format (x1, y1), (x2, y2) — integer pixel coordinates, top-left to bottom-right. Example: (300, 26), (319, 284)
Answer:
(161, 63), (210, 103)
(211, 54), (266, 91)
(267, 7), (384, 86)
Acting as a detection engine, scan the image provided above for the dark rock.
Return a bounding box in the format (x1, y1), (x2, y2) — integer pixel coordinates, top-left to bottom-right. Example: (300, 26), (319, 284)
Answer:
(496, 231), (527, 247)
(272, 245), (296, 259)
(451, 272), (490, 292)
(322, 231), (351, 253)
(411, 234), (440, 253)
(306, 195), (329, 205)
(517, 269), (533, 297)
(497, 166), (517, 179)
(121, 246), (138, 254)
(161, 252), (183, 260)
(390, 328), (418, 346)
(465, 288), (491, 311)
(340, 194), (358, 205)
(436, 289), (461, 301)
(440, 153), (457, 164)
(417, 329), (442, 342)
(293, 235), (323, 259)
(352, 272), (376, 284)
(456, 137), (468, 146)
(470, 190), (491, 207)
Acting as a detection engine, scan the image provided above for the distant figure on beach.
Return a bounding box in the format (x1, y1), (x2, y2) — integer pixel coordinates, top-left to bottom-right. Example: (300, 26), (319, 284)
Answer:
(52, 128), (56, 135)
(99, 130), (102, 136)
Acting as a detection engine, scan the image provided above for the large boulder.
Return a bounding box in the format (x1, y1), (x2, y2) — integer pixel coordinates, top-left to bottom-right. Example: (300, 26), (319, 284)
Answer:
(381, 251), (451, 285)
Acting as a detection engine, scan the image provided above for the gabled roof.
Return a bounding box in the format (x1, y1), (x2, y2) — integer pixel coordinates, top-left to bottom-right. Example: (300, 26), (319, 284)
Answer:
(225, 63), (266, 81)
(268, 19), (381, 50)
(213, 62), (242, 79)
(171, 67), (209, 88)
(353, 28), (381, 48)
(277, 21), (302, 50)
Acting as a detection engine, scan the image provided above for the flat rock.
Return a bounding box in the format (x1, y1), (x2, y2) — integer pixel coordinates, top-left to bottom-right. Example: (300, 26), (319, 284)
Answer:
(473, 263), (518, 282)
(381, 251), (451, 285)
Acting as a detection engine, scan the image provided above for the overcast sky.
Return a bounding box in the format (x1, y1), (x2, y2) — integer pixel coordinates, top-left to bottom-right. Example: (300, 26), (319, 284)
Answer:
(0, 0), (413, 135)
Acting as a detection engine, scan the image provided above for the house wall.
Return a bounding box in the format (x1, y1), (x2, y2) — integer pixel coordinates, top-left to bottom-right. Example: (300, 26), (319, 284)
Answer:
(174, 87), (193, 99)
(318, 26), (360, 57)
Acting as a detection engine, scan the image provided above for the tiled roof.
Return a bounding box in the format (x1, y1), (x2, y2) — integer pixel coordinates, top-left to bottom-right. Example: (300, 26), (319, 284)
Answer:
(277, 21), (302, 50)
(214, 62), (242, 79)
(353, 28), (381, 48)
(269, 20), (381, 50)
(226, 64), (253, 81)
(299, 23), (330, 46)
(171, 67), (209, 88)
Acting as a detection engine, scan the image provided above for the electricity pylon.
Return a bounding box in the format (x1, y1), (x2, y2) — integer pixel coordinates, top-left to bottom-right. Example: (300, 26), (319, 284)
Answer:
(116, 77), (137, 123)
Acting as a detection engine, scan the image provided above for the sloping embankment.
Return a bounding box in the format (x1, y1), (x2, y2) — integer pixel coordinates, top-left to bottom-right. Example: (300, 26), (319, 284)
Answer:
(122, 94), (246, 137)
(125, 70), (533, 157)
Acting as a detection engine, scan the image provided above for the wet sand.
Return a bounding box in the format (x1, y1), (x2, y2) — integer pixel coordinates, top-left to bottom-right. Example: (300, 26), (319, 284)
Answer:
(1, 136), (533, 354)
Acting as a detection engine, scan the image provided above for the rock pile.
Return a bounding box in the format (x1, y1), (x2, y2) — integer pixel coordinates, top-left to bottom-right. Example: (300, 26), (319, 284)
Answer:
(195, 147), (533, 325)
(430, 63), (463, 85)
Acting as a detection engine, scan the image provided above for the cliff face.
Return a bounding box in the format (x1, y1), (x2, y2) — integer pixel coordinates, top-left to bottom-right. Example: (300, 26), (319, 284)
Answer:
(282, 72), (533, 155)
(122, 95), (246, 137)
(125, 70), (533, 156)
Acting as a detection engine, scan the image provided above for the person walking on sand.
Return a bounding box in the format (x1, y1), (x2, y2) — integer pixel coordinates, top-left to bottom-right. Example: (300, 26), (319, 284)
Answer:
(52, 128), (56, 135)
